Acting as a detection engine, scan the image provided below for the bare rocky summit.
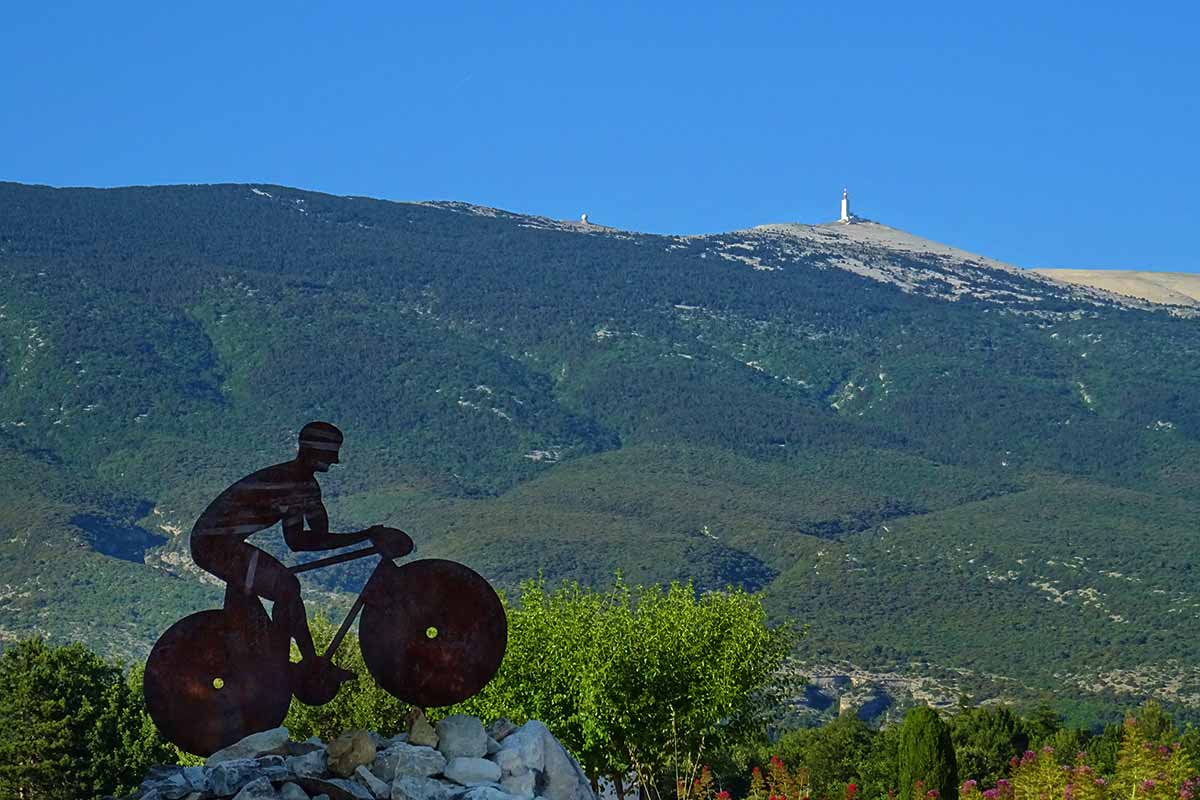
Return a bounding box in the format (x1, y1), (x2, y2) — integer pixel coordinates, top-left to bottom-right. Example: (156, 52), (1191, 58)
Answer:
(1034, 268), (1200, 308)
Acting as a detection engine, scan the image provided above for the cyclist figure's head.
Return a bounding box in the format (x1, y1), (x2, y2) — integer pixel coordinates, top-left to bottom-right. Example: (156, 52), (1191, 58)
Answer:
(298, 421), (343, 472)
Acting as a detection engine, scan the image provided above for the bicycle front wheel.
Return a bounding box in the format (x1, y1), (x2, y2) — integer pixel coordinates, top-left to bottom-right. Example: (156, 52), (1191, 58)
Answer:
(359, 558), (507, 707)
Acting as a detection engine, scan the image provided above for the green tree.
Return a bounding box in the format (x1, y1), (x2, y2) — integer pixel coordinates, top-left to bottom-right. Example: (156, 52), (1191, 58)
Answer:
(1040, 727), (1089, 764)
(766, 714), (879, 800)
(899, 706), (959, 800)
(1021, 704), (1063, 749)
(449, 576), (797, 797)
(1085, 722), (1123, 777)
(950, 705), (1028, 786)
(283, 612), (411, 742)
(854, 721), (903, 800)
(1127, 701), (1177, 745)
(0, 637), (174, 800)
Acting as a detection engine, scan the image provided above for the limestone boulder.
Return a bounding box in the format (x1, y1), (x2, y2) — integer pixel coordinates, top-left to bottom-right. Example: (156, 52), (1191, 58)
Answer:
(353, 764), (391, 799)
(280, 783), (311, 800)
(288, 749), (330, 779)
(456, 787), (528, 800)
(289, 740), (327, 756)
(444, 757), (502, 786)
(181, 766), (208, 795)
(298, 776), (375, 800)
(136, 717), (593, 800)
(501, 770), (536, 799)
(497, 722), (546, 773)
(371, 742), (447, 781)
(208, 727), (292, 766)
(256, 755), (292, 782)
(407, 711), (439, 748)
(491, 749), (522, 776)
(139, 766), (182, 799)
(539, 734), (594, 800)
(436, 715), (488, 760)
(328, 730), (377, 778)
(208, 759), (262, 797)
(140, 769), (192, 800)
(391, 775), (454, 800)
(485, 719), (517, 742)
(232, 776), (281, 800)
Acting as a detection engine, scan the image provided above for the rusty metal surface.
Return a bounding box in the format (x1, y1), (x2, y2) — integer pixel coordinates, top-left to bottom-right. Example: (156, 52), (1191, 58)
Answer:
(144, 594), (291, 756)
(360, 558), (507, 707)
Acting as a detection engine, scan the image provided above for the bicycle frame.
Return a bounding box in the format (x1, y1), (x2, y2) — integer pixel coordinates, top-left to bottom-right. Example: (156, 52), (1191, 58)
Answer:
(289, 544), (380, 660)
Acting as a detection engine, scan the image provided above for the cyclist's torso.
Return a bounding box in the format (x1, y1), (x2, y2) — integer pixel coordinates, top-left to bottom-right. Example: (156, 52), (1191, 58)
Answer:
(192, 461), (320, 542)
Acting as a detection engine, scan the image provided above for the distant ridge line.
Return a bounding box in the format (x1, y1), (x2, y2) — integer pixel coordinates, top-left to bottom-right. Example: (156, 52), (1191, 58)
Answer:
(1034, 268), (1200, 307)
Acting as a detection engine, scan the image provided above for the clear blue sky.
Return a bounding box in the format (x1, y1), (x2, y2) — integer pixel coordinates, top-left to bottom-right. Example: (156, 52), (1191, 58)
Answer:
(3, 1), (1197, 270)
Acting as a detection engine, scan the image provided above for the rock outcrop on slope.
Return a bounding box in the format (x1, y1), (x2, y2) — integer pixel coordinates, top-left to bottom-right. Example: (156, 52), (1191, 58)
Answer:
(129, 716), (596, 800)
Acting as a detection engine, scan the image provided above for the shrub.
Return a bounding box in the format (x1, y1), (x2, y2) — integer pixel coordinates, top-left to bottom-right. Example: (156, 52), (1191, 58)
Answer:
(1110, 709), (1195, 800)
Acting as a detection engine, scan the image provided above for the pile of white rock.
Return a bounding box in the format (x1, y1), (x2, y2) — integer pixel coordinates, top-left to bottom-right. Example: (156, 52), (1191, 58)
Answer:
(132, 714), (597, 800)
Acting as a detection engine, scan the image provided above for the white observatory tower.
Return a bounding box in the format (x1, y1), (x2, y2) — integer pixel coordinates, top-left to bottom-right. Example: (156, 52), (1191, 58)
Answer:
(840, 188), (851, 223)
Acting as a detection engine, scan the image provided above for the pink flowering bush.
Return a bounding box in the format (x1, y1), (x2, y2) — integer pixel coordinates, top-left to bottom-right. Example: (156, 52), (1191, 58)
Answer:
(1110, 716), (1196, 800)
(959, 713), (1197, 800)
(1010, 748), (1069, 800)
(744, 756), (810, 800)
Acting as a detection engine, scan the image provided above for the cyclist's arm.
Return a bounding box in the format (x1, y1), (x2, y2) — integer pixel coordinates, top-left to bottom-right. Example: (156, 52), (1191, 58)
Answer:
(282, 499), (372, 552)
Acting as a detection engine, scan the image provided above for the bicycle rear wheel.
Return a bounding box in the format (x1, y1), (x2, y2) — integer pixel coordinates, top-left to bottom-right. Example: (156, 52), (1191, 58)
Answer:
(359, 558), (507, 707)
(144, 604), (291, 756)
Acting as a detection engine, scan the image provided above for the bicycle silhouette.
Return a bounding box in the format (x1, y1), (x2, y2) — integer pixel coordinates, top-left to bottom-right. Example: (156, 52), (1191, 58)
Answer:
(143, 424), (506, 756)
(145, 532), (506, 756)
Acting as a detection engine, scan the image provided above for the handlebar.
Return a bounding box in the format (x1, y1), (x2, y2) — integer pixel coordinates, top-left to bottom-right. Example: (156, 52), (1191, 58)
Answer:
(288, 526), (413, 575)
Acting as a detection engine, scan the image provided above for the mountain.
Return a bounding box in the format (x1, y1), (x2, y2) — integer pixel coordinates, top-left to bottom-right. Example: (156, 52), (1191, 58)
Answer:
(2, 181), (1199, 726)
(1034, 269), (1200, 308)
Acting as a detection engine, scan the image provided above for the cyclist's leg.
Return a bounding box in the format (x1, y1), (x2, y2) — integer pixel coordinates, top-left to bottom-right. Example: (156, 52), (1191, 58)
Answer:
(244, 549), (316, 663)
(254, 554), (355, 686)
(192, 535), (315, 662)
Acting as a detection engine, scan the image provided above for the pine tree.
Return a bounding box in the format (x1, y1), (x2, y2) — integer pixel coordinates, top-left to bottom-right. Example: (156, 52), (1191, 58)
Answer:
(0, 638), (174, 800)
(899, 706), (959, 800)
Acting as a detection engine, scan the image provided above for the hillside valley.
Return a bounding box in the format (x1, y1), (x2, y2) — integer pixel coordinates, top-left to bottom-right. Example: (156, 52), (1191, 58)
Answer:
(1, 182), (1199, 726)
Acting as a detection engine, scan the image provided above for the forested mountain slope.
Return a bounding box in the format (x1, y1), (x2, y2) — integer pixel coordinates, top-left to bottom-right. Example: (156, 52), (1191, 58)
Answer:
(2, 182), (1198, 723)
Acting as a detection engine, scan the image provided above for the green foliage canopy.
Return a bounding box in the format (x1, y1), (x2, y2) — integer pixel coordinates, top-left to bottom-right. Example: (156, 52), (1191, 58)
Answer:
(448, 576), (797, 791)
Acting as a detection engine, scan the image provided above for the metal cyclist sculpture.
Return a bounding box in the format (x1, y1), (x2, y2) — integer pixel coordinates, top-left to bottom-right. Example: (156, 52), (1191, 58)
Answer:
(144, 422), (507, 756)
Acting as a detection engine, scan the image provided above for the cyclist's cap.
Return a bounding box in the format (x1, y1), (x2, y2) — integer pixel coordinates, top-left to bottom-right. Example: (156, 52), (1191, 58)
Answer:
(299, 421), (344, 452)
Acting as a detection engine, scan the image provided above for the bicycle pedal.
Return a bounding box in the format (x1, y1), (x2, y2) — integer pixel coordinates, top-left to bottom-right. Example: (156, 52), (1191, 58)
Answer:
(291, 660), (346, 706)
(331, 666), (357, 685)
